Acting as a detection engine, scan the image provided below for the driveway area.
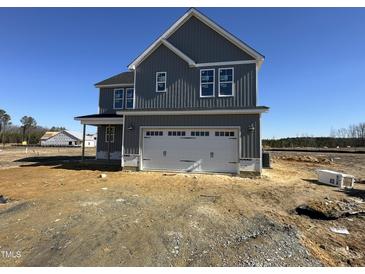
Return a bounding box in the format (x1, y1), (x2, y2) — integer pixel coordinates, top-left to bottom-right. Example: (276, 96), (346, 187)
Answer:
(0, 147), (364, 266)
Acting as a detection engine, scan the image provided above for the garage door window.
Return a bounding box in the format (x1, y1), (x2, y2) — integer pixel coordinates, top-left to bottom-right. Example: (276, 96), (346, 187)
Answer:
(191, 131), (209, 137)
(215, 131), (235, 137)
(146, 131), (163, 136)
(168, 131), (186, 136)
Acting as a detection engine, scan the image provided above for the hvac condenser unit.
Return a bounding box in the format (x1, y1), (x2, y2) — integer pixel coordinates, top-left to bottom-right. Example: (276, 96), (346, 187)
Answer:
(316, 169), (355, 189)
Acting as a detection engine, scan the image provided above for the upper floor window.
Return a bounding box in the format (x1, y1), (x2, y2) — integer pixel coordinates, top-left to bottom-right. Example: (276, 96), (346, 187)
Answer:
(200, 69), (215, 97)
(114, 89), (124, 109)
(156, 72), (167, 92)
(126, 88), (134, 109)
(218, 68), (234, 97)
(114, 88), (134, 109)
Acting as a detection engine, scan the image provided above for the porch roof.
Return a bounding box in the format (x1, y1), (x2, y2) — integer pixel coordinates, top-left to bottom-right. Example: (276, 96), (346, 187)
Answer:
(74, 113), (124, 125)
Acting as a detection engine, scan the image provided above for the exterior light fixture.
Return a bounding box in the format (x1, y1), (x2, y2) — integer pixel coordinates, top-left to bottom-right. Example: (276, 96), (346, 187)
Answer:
(248, 124), (255, 133)
(127, 124), (134, 131)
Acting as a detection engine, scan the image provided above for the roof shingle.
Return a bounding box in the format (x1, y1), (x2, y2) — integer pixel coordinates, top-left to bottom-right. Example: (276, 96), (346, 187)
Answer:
(95, 71), (134, 87)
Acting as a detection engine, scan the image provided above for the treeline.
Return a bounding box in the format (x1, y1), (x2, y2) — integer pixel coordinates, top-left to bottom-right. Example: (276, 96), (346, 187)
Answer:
(264, 122), (365, 148)
(263, 137), (361, 148)
(0, 109), (66, 146)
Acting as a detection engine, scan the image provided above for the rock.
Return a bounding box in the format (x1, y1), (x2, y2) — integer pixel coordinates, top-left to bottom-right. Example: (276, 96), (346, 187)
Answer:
(0, 195), (8, 204)
(101, 187), (108, 190)
(99, 174), (107, 179)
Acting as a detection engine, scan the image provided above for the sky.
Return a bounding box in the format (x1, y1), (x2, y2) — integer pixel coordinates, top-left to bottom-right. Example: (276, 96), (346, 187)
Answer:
(0, 8), (364, 138)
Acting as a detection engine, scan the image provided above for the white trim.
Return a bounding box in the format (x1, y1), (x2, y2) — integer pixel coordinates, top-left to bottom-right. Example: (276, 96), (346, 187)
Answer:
(218, 67), (234, 97)
(259, 113), (262, 173)
(117, 108), (268, 116)
(113, 88), (124, 110)
(105, 126), (115, 143)
(121, 115), (125, 167)
(95, 83), (134, 88)
(196, 60), (256, 68)
(75, 117), (124, 125)
(133, 69), (136, 109)
(200, 69), (215, 98)
(162, 40), (196, 67)
(128, 8), (264, 70)
(125, 87), (134, 109)
(155, 71), (167, 92)
(256, 64), (259, 105)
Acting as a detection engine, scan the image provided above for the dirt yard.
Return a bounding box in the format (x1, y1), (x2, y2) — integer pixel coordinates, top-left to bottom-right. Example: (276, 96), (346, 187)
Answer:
(0, 147), (364, 266)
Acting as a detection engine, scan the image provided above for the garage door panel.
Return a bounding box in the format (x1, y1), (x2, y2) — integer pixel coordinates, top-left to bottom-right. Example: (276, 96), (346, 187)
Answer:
(142, 128), (238, 173)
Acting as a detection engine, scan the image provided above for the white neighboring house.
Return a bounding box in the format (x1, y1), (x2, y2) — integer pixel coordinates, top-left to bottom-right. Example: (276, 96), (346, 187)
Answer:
(40, 130), (96, 147)
(85, 133), (97, 147)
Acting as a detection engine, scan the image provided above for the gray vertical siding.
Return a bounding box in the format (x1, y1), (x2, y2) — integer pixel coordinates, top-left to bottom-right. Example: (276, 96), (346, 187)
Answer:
(124, 114), (260, 158)
(135, 44), (256, 110)
(97, 125), (123, 153)
(167, 16), (254, 63)
(99, 86), (134, 114)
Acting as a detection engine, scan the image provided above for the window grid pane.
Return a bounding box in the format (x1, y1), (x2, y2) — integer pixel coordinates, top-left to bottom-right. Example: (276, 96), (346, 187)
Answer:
(200, 69), (214, 97)
(219, 68), (233, 96)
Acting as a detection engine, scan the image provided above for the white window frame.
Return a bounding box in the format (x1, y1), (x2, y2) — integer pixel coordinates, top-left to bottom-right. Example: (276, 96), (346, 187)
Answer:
(156, 72), (167, 92)
(105, 126), (115, 143)
(218, 67), (234, 97)
(125, 88), (134, 109)
(200, 69), (215, 98)
(113, 88), (124, 109)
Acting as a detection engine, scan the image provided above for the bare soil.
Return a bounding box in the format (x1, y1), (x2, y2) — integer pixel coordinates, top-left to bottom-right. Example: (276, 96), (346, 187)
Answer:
(0, 147), (364, 266)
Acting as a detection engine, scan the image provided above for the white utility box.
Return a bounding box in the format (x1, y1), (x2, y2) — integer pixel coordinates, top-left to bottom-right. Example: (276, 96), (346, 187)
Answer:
(316, 169), (355, 189)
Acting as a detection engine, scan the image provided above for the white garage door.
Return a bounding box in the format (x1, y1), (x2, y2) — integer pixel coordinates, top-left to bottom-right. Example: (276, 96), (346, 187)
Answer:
(142, 128), (239, 173)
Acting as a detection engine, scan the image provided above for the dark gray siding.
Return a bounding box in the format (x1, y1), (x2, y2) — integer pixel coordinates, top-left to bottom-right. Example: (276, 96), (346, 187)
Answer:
(97, 125), (123, 153)
(135, 44), (256, 110)
(99, 87), (134, 114)
(124, 114), (260, 158)
(167, 16), (254, 63)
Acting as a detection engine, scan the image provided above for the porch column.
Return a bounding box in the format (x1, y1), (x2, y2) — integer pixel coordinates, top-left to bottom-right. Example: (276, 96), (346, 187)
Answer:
(107, 124), (111, 162)
(82, 124), (86, 161)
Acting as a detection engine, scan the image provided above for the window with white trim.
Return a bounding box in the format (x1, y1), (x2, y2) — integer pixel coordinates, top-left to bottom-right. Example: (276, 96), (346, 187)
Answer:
(105, 126), (115, 143)
(156, 72), (167, 92)
(200, 69), (215, 97)
(218, 68), (234, 96)
(114, 88), (134, 109)
(113, 89), (124, 109)
(125, 88), (134, 109)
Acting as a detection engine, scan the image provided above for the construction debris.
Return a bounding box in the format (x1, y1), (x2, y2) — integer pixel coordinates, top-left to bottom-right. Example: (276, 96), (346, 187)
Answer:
(316, 169), (355, 189)
(295, 198), (365, 220)
(330, 227), (349, 235)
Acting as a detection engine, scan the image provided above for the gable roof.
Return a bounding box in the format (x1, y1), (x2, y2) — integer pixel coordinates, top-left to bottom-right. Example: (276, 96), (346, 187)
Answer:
(128, 8), (264, 70)
(40, 131), (59, 141)
(95, 71), (134, 88)
(63, 130), (83, 141)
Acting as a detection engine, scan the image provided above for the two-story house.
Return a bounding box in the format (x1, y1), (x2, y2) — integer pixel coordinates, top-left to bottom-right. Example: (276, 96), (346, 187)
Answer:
(75, 8), (269, 174)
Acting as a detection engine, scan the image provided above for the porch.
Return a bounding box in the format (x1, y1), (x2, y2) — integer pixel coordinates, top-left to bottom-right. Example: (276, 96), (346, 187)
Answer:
(74, 113), (124, 163)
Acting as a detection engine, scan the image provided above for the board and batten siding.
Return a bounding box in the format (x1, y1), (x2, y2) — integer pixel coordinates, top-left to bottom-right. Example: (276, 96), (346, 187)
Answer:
(135, 44), (256, 110)
(99, 86), (134, 114)
(167, 16), (254, 63)
(124, 114), (260, 159)
(97, 125), (123, 153)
